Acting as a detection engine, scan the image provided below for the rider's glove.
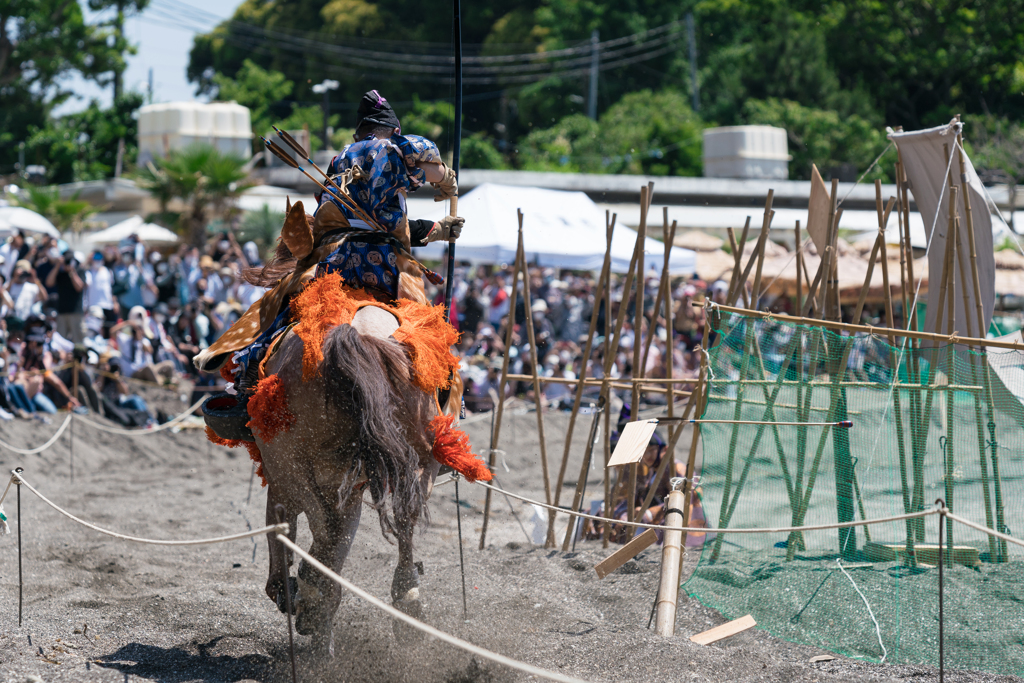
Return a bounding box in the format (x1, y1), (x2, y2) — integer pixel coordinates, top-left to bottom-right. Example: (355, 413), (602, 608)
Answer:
(431, 164), (458, 202)
(425, 215), (465, 243)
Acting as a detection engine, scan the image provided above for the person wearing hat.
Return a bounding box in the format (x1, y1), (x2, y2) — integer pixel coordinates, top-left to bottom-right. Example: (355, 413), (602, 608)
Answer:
(45, 248), (85, 343)
(314, 89), (465, 300)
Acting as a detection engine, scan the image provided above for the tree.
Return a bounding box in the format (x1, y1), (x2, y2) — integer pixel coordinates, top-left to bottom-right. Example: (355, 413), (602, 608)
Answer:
(136, 145), (251, 246)
(87, 0), (150, 100)
(969, 115), (1024, 232)
(25, 93), (144, 184)
(0, 0), (122, 175)
(213, 60), (294, 148)
(518, 90), (703, 176)
(742, 98), (889, 181)
(13, 186), (97, 234)
(238, 204), (284, 254)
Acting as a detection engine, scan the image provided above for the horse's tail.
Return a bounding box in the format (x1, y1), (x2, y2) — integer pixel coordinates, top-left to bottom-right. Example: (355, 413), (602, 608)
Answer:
(320, 323), (426, 536)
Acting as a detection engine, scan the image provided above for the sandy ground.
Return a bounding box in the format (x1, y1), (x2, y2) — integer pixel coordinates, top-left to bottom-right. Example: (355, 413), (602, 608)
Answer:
(0, 387), (1017, 683)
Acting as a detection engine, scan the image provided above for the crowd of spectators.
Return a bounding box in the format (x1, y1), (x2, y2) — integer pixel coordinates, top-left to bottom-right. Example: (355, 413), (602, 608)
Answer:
(0, 227), (712, 429)
(0, 230), (265, 426)
(426, 262), (711, 414)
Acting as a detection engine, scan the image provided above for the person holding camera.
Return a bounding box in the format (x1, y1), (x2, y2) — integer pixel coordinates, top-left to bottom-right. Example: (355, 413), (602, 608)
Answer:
(45, 250), (85, 343)
(6, 260), (46, 321)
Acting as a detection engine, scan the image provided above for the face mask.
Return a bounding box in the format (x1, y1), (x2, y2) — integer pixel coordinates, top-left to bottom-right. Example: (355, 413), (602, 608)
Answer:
(157, 263), (168, 274)
(9, 341), (22, 355)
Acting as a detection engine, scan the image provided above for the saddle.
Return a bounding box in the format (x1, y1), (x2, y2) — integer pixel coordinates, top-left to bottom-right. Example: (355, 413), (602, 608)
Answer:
(194, 200), (427, 375)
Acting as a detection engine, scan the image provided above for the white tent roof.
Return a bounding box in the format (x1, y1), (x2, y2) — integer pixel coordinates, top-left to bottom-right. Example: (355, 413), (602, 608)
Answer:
(239, 185), (316, 214)
(410, 183), (696, 274)
(84, 215), (179, 244)
(0, 206), (60, 238)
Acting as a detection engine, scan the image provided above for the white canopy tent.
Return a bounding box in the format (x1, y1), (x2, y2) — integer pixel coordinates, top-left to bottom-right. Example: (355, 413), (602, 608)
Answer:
(0, 206), (60, 238)
(410, 183), (696, 274)
(84, 215), (180, 244)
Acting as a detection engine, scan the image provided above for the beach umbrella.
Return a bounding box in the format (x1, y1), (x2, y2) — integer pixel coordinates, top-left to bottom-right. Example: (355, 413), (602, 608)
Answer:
(0, 206), (60, 237)
(84, 215), (180, 245)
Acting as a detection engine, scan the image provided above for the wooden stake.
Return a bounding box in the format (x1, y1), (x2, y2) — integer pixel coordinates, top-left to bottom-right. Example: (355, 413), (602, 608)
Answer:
(628, 183), (653, 525)
(478, 226), (524, 549)
(655, 486), (686, 636)
(750, 191), (775, 307)
(726, 218), (751, 307)
(558, 216), (616, 550)
(517, 210), (554, 546)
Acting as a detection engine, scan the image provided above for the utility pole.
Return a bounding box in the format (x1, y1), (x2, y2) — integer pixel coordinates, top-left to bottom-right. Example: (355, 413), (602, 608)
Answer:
(587, 29), (600, 120)
(312, 79), (339, 150)
(147, 68), (153, 104)
(686, 13), (700, 113)
(114, 0), (126, 100)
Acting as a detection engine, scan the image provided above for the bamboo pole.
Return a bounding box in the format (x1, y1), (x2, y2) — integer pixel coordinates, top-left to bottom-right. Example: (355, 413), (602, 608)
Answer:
(662, 217), (679, 505)
(679, 318), (711, 552)
(517, 210), (554, 546)
(558, 217), (616, 551)
(750, 192), (775, 306)
(955, 128), (1006, 562)
(478, 225), (524, 549)
(628, 184), (652, 525)
(602, 221), (614, 549)
(726, 218), (752, 307)
(655, 485), (686, 636)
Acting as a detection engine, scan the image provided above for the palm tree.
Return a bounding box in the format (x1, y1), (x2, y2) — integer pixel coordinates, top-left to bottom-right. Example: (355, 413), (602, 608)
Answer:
(14, 186), (97, 234)
(238, 204), (285, 254)
(136, 144), (252, 246)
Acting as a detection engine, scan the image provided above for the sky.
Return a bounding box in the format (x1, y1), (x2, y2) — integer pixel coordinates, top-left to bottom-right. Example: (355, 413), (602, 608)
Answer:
(56, 0), (245, 116)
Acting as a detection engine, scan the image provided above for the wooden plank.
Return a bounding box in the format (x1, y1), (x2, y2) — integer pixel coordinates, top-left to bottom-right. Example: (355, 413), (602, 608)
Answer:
(689, 614), (757, 645)
(607, 420), (659, 467)
(863, 541), (980, 568)
(594, 528), (658, 579)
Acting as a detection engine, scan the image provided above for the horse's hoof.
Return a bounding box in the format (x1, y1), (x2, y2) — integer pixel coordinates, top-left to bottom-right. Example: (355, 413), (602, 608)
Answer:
(311, 629), (335, 658)
(392, 589), (425, 643)
(294, 576), (326, 636)
(275, 576), (298, 615)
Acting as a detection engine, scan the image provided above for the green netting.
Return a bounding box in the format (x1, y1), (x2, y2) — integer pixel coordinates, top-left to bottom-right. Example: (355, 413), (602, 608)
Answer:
(683, 309), (1024, 675)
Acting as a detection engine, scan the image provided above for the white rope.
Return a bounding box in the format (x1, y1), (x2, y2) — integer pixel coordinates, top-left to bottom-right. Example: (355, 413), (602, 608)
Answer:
(942, 507), (1024, 550)
(836, 558), (887, 663)
(276, 535), (590, 683)
(11, 470), (288, 546)
(470, 479), (937, 533)
(72, 396), (206, 435)
(0, 414), (72, 454)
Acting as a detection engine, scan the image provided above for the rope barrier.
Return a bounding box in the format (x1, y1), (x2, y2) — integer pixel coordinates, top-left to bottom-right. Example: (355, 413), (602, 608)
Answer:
(470, 479), (939, 534)
(275, 535), (590, 683)
(940, 508), (1024, 550)
(9, 471), (288, 546)
(0, 415), (72, 455)
(71, 396), (206, 436)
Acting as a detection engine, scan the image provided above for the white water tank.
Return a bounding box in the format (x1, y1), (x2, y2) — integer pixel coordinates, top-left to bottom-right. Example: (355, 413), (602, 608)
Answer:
(137, 101), (251, 164)
(703, 125), (790, 179)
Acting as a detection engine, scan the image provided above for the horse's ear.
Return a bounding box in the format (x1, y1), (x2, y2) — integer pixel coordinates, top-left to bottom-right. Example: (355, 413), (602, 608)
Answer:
(281, 201), (313, 259)
(285, 195), (292, 213)
(312, 199), (350, 241)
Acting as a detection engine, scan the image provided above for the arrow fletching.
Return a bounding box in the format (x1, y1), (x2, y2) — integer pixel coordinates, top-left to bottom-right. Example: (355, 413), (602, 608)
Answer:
(262, 137), (298, 169)
(273, 126), (309, 160)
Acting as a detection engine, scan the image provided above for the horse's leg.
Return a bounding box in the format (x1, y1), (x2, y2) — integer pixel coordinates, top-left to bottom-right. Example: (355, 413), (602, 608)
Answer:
(295, 487), (363, 655)
(265, 485), (299, 612)
(391, 458), (440, 640)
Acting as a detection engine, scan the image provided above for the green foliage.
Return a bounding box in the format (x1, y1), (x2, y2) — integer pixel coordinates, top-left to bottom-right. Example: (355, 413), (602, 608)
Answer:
(12, 186), (97, 233)
(461, 133), (508, 170)
(24, 93), (144, 184)
(213, 60), (294, 141)
(519, 90), (703, 176)
(741, 98), (890, 181)
(0, 0), (125, 174)
(238, 204), (285, 251)
(136, 144), (252, 246)
(965, 115), (1024, 186)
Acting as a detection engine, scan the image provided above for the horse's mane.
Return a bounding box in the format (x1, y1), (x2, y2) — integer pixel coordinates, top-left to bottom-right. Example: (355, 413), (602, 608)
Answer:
(242, 239), (297, 288)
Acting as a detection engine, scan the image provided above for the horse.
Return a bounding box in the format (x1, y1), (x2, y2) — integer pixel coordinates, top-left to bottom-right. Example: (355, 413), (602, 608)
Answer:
(257, 303), (444, 654)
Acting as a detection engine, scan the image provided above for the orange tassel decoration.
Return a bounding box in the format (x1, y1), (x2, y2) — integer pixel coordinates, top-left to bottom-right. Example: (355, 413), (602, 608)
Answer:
(429, 414), (491, 482)
(246, 374), (296, 443)
(205, 426), (267, 487)
(220, 356), (240, 383)
(291, 272), (375, 380)
(393, 299), (460, 393)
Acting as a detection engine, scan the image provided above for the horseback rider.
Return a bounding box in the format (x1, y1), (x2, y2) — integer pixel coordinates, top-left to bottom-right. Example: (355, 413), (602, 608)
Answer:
(314, 89), (464, 302)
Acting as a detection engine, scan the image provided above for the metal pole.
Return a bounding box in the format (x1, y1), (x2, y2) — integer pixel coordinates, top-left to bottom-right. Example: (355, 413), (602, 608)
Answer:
(686, 13), (700, 112)
(442, 0), (463, 317)
(587, 29), (599, 120)
(17, 469), (23, 627)
(937, 499), (945, 683)
(455, 477), (468, 618)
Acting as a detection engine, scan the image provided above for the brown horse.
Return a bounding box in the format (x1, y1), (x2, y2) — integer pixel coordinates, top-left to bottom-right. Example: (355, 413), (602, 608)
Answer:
(258, 303), (445, 653)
